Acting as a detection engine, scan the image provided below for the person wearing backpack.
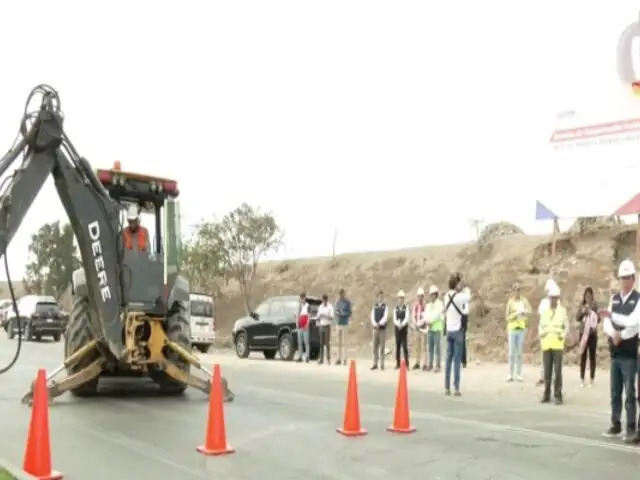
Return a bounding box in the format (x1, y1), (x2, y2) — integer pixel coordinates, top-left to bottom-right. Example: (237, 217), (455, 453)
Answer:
(443, 273), (471, 396)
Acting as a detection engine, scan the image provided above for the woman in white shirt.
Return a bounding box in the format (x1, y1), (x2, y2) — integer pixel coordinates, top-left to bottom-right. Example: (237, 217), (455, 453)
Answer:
(316, 294), (334, 365)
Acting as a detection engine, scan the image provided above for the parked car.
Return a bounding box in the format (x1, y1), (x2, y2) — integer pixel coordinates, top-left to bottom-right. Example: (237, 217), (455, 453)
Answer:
(189, 292), (215, 353)
(232, 295), (322, 361)
(5, 295), (66, 342)
(0, 299), (13, 330)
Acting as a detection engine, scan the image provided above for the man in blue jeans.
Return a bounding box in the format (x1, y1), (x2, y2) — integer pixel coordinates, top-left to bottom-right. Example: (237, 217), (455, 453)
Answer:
(443, 273), (471, 396)
(601, 259), (640, 443)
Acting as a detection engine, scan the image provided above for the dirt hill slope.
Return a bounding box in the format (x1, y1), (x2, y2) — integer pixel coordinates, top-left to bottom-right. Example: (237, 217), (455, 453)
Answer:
(215, 223), (638, 364)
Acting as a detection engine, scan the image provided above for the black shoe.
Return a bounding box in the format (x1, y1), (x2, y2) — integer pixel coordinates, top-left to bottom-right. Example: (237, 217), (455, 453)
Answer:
(412, 364), (420, 370)
(535, 379), (544, 387)
(395, 364), (400, 369)
(335, 360), (342, 366)
(370, 365), (378, 370)
(318, 360), (324, 365)
(554, 396), (563, 405)
(296, 358), (302, 363)
(540, 397), (551, 404)
(380, 365), (385, 371)
(602, 425), (622, 438)
(305, 358), (310, 363)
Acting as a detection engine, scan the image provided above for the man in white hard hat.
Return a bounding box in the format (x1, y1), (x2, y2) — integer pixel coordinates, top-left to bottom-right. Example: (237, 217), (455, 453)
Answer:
(600, 259), (640, 443)
(538, 282), (569, 404)
(425, 285), (445, 372)
(536, 278), (558, 386)
(412, 287), (429, 370)
(123, 204), (150, 252)
(393, 290), (410, 369)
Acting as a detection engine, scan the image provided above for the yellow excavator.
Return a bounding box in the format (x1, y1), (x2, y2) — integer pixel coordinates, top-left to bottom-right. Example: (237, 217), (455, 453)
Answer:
(0, 85), (233, 403)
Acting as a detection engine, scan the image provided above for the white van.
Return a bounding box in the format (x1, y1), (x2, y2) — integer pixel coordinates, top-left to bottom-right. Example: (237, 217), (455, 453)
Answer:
(189, 293), (215, 353)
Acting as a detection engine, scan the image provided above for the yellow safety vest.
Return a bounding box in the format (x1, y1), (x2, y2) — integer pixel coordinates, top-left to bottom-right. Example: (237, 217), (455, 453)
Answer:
(539, 305), (567, 351)
(505, 297), (529, 331)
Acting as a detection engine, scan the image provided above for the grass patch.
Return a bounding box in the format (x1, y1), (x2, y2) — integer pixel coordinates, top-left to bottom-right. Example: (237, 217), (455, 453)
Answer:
(0, 467), (16, 480)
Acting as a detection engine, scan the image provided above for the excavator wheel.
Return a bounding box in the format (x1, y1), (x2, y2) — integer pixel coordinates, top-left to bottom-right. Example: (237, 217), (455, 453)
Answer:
(149, 305), (190, 395)
(64, 295), (101, 397)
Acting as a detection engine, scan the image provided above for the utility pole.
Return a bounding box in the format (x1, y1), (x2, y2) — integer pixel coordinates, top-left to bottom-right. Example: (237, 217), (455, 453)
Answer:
(332, 229), (338, 259)
(469, 218), (485, 241)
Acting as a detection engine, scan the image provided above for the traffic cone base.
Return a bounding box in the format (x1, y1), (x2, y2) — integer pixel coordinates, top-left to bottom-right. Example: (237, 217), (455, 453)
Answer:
(336, 427), (367, 437)
(32, 471), (63, 480)
(386, 425), (416, 434)
(196, 444), (235, 456)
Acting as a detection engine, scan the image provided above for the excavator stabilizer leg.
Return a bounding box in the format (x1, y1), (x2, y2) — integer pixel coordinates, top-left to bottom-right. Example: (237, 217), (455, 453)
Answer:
(21, 358), (106, 405)
(164, 340), (234, 402)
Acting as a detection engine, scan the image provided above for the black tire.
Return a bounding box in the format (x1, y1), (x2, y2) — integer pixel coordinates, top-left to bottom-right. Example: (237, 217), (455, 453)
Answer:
(263, 350), (276, 360)
(64, 296), (100, 397)
(148, 305), (190, 395)
(24, 323), (33, 342)
(52, 333), (61, 342)
(235, 331), (250, 358)
(309, 347), (320, 361)
(278, 332), (295, 361)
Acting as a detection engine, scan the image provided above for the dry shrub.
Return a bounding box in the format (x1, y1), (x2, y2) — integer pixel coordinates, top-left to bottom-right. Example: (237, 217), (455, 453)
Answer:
(477, 222), (523, 247)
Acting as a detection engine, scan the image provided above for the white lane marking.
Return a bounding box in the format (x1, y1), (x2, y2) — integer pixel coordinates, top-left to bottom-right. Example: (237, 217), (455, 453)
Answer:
(241, 385), (640, 454)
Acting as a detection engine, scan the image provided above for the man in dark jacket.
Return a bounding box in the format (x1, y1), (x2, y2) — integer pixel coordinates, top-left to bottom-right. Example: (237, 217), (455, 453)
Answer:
(334, 288), (352, 366)
(370, 289), (388, 370)
(600, 259), (640, 444)
(393, 290), (410, 369)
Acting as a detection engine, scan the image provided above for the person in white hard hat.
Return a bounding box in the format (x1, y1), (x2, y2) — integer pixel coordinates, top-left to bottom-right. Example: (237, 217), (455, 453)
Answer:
(536, 278), (558, 386)
(538, 282), (569, 404)
(600, 259), (640, 443)
(412, 287), (428, 370)
(123, 204), (150, 252)
(393, 290), (410, 369)
(425, 285), (444, 372)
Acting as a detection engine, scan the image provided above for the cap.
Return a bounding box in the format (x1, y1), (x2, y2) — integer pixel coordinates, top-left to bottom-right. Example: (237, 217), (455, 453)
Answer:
(428, 285), (438, 294)
(618, 259), (636, 278)
(396, 290), (405, 297)
(417, 287), (425, 296)
(547, 283), (561, 297)
(126, 204), (139, 221)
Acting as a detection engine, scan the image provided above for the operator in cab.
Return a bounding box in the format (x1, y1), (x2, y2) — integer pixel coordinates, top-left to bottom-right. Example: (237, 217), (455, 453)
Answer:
(123, 204), (150, 252)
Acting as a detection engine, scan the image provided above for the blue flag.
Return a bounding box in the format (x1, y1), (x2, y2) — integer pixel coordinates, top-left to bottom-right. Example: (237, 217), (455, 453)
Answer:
(535, 201), (557, 220)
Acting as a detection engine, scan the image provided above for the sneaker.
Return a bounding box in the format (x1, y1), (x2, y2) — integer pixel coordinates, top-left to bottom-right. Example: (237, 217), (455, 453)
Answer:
(554, 397), (563, 405)
(589, 380), (594, 387)
(506, 376), (514, 382)
(540, 397), (550, 404)
(444, 389), (451, 396)
(536, 379), (544, 386)
(370, 365), (378, 370)
(623, 431), (638, 444)
(454, 390), (462, 397)
(422, 365), (429, 371)
(380, 365), (385, 371)
(434, 367), (441, 373)
(515, 375), (523, 382)
(580, 382), (585, 388)
(602, 425), (622, 438)
(412, 364), (420, 370)
(335, 360), (342, 366)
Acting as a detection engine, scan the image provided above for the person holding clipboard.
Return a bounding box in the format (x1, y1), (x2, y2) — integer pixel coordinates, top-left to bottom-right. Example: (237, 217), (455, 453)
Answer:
(504, 282), (532, 382)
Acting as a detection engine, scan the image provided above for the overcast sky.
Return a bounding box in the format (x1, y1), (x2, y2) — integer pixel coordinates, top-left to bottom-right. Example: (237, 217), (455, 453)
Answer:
(0, 1), (638, 281)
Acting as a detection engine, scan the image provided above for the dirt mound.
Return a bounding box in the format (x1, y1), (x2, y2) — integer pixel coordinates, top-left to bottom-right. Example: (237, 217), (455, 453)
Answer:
(567, 216), (622, 236)
(477, 222), (523, 247)
(213, 226), (630, 365)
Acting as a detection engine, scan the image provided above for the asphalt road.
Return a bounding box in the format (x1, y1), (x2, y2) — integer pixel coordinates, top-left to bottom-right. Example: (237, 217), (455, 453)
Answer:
(1, 340), (640, 479)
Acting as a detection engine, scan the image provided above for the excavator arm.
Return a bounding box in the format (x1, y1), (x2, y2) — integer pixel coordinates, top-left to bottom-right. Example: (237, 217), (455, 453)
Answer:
(0, 86), (125, 358)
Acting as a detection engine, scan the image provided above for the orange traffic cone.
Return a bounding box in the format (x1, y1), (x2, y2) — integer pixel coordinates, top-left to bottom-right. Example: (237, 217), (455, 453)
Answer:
(197, 364), (235, 456)
(336, 360), (367, 437)
(387, 360), (416, 434)
(23, 369), (63, 480)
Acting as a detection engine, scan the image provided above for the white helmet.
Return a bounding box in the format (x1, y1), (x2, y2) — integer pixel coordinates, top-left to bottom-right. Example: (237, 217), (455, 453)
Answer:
(618, 259), (636, 278)
(396, 290), (405, 298)
(428, 285), (439, 294)
(126, 204), (139, 221)
(544, 278), (557, 294)
(547, 282), (561, 297)
(416, 287), (425, 296)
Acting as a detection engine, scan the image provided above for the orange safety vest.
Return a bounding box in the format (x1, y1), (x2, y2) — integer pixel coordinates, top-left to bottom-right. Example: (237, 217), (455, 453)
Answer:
(123, 226), (149, 252)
